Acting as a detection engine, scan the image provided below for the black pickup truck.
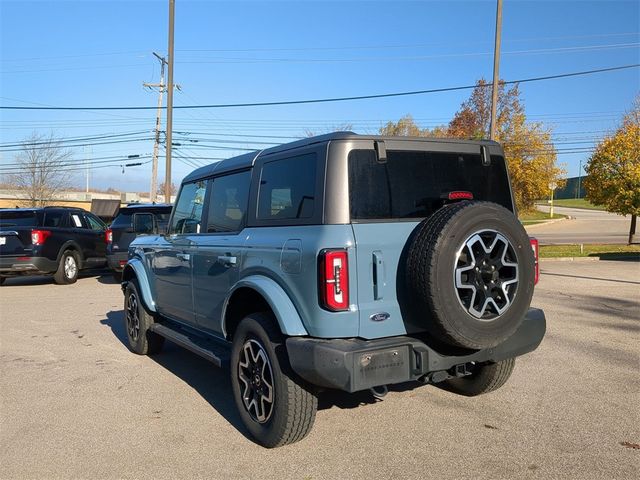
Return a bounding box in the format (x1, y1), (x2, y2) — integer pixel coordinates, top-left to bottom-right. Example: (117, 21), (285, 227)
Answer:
(0, 207), (108, 285)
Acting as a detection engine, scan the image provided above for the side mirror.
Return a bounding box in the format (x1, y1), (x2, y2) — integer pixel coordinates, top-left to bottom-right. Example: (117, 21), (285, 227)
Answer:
(133, 213), (154, 234)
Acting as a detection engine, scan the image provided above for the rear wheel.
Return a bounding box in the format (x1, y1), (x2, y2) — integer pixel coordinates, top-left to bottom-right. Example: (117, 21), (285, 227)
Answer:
(111, 270), (122, 283)
(124, 279), (164, 355)
(53, 250), (79, 285)
(441, 358), (515, 396)
(230, 313), (317, 448)
(0, 277), (5, 286)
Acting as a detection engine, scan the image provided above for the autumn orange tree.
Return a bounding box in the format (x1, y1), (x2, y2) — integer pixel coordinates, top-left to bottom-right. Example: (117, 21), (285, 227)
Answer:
(380, 80), (565, 212)
(583, 97), (640, 244)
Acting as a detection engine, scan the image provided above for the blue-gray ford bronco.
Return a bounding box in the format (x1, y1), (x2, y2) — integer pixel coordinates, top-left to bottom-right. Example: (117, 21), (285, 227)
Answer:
(121, 133), (545, 447)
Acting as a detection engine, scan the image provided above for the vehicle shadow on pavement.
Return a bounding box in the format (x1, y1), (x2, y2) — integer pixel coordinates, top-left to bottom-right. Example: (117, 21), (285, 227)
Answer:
(99, 310), (423, 434)
(100, 310), (252, 441)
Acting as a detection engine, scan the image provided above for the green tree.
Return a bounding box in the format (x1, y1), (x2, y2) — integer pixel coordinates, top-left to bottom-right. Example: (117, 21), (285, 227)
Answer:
(379, 114), (447, 137)
(380, 80), (565, 212)
(583, 97), (640, 244)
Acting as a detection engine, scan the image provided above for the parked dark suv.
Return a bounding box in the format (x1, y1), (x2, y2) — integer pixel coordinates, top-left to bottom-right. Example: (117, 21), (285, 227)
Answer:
(120, 133), (545, 447)
(0, 207), (108, 285)
(106, 204), (172, 279)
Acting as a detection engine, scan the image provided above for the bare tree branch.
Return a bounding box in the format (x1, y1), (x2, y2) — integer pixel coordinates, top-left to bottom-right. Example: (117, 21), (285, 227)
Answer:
(6, 133), (73, 207)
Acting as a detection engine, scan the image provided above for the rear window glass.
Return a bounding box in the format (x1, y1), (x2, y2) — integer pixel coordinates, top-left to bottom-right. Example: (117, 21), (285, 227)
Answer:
(257, 153), (317, 220)
(348, 149), (512, 220)
(0, 211), (39, 227)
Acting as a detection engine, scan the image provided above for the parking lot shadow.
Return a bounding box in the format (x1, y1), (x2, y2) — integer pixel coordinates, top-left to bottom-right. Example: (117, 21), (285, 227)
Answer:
(100, 310), (251, 440)
(99, 311), (424, 436)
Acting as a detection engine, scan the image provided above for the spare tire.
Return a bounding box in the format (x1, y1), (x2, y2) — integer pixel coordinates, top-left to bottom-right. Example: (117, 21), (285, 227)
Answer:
(405, 201), (535, 350)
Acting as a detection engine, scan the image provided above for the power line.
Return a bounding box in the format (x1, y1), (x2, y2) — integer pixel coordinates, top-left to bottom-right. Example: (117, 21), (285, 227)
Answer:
(2, 64), (637, 111)
(0, 130), (151, 148)
(0, 137), (154, 152)
(175, 42), (640, 64)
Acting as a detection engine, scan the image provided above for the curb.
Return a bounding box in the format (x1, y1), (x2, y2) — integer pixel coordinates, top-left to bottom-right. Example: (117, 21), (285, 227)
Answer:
(523, 218), (567, 230)
(540, 255), (640, 262)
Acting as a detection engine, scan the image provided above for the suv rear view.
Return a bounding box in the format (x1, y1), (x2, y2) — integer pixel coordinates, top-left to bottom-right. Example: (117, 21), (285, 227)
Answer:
(0, 207), (107, 285)
(120, 133), (545, 448)
(106, 204), (171, 279)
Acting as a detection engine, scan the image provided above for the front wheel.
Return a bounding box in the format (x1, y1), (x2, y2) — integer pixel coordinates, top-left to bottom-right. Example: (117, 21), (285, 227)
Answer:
(230, 313), (317, 448)
(440, 358), (516, 396)
(123, 279), (164, 355)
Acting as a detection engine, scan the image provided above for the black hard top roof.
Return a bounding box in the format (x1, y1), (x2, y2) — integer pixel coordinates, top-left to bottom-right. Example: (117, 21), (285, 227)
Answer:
(181, 132), (500, 184)
(0, 206), (86, 213)
(121, 203), (172, 209)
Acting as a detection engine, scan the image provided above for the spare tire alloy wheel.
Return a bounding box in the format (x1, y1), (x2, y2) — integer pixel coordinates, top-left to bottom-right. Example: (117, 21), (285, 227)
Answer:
(454, 229), (519, 320)
(405, 201), (534, 350)
(238, 339), (275, 424)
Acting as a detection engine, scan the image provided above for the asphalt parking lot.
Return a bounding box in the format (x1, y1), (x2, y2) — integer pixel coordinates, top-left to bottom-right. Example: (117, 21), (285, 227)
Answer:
(1, 260), (639, 480)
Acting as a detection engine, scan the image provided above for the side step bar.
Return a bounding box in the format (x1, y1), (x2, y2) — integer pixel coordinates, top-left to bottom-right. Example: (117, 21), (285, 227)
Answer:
(149, 323), (229, 368)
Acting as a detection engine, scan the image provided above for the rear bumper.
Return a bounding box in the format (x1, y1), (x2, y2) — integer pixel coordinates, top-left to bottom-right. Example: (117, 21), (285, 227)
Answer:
(0, 256), (58, 276)
(286, 308), (546, 393)
(106, 252), (128, 272)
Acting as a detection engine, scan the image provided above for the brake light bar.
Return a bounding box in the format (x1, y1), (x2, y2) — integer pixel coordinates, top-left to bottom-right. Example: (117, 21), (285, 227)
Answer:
(31, 229), (51, 246)
(448, 191), (474, 201)
(105, 228), (113, 244)
(319, 249), (349, 311)
(530, 237), (539, 285)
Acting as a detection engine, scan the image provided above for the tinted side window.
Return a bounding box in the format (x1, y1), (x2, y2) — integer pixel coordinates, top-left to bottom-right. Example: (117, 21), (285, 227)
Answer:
(85, 213), (106, 231)
(257, 153), (317, 220)
(43, 210), (68, 228)
(69, 212), (87, 228)
(207, 171), (251, 233)
(170, 180), (207, 234)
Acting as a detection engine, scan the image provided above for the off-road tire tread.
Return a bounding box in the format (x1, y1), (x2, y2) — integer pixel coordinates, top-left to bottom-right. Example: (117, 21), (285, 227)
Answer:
(407, 201), (478, 347)
(443, 358), (516, 396)
(125, 279), (164, 355)
(233, 313), (317, 448)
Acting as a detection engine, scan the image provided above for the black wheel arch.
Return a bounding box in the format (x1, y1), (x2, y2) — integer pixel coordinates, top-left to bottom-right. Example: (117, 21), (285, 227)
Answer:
(56, 241), (84, 269)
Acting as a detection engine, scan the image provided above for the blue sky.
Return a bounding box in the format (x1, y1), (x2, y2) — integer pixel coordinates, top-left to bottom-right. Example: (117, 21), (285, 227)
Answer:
(1, 0), (639, 192)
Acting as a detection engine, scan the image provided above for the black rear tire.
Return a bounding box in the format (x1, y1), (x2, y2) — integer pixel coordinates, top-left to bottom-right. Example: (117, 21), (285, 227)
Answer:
(230, 313), (317, 448)
(440, 358), (516, 396)
(124, 279), (164, 355)
(112, 270), (122, 283)
(405, 201), (535, 350)
(53, 250), (79, 285)
(0, 277), (5, 285)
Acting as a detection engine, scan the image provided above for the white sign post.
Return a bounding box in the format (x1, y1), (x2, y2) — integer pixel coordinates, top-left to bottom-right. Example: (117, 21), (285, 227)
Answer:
(548, 182), (558, 218)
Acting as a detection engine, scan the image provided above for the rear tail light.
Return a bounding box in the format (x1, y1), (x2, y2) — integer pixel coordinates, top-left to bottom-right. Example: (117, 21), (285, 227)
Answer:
(318, 249), (349, 311)
(529, 237), (539, 285)
(31, 229), (51, 246)
(105, 228), (113, 244)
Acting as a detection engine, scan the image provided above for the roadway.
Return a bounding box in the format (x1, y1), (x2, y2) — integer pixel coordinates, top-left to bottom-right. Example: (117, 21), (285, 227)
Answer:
(527, 206), (632, 244)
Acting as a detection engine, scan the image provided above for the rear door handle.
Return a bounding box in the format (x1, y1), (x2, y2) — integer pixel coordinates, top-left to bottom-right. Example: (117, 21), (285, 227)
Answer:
(176, 253), (190, 262)
(218, 255), (237, 266)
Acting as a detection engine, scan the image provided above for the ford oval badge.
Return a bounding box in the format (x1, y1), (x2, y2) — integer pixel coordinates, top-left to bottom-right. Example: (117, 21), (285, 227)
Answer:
(370, 312), (390, 322)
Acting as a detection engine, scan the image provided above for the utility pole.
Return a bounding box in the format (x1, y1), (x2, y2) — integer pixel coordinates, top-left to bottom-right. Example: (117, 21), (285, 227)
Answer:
(489, 0), (503, 140)
(165, 0), (176, 203)
(143, 52), (167, 203)
(576, 158), (582, 199)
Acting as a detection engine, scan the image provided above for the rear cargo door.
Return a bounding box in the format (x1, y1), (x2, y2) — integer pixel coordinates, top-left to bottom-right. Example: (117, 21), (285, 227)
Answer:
(348, 145), (513, 339)
(0, 210), (40, 257)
